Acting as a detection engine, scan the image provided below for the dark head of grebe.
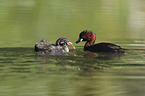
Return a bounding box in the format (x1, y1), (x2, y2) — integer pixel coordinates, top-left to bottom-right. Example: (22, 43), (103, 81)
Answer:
(76, 30), (96, 46)
(76, 30), (125, 53)
(34, 37), (75, 53)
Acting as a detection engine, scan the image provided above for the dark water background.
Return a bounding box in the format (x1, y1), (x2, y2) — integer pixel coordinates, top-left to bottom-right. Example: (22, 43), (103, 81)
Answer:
(0, 0), (145, 96)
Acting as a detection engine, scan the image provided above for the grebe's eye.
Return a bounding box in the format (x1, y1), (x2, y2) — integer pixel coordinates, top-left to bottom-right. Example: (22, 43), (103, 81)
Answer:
(88, 35), (91, 37)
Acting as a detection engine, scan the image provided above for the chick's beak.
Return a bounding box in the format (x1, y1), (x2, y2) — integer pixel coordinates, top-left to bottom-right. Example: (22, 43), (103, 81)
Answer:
(75, 38), (83, 44)
(67, 42), (75, 49)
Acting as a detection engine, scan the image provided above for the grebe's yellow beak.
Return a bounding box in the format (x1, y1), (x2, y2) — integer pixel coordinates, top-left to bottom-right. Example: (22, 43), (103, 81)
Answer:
(67, 42), (75, 49)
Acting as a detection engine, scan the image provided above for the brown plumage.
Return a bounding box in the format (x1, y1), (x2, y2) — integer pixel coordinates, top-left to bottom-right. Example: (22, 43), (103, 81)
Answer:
(76, 30), (125, 53)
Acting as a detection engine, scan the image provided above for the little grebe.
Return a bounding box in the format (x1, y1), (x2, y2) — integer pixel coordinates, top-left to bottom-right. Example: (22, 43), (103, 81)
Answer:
(75, 30), (125, 53)
(35, 37), (75, 53)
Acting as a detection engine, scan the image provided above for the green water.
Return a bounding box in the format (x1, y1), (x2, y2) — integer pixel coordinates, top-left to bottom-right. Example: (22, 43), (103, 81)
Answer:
(0, 0), (145, 96)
